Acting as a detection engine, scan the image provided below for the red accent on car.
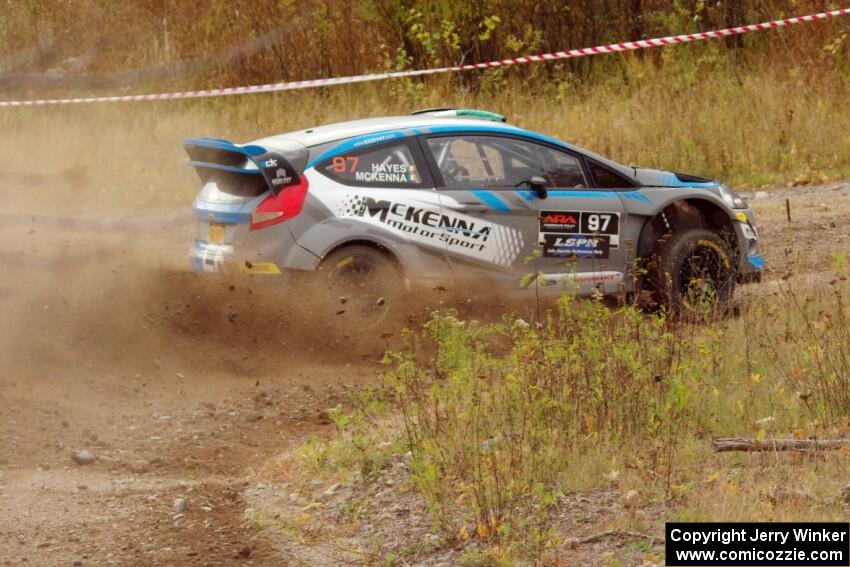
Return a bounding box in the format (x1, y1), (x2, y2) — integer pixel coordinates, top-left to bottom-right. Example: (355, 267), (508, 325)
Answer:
(250, 177), (309, 230)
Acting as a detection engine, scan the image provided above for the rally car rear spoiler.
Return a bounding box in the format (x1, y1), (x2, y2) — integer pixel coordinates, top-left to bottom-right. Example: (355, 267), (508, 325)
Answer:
(183, 137), (307, 195)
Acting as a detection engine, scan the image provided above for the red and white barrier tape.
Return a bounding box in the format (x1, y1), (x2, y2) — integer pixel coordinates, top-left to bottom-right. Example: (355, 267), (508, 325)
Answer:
(2, 7), (848, 107)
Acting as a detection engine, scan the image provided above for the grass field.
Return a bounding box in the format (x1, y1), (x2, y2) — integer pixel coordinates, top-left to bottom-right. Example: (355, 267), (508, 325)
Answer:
(2, 58), (849, 210)
(275, 271), (850, 564)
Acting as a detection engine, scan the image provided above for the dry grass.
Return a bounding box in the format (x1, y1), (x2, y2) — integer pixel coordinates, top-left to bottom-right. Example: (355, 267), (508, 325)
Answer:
(1, 61), (848, 210)
(283, 273), (850, 564)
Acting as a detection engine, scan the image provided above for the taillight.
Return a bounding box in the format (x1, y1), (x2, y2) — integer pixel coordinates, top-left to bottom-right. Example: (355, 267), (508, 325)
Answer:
(250, 177), (309, 230)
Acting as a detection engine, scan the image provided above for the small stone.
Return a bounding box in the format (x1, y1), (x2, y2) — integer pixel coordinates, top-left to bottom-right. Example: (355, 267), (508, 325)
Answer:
(754, 191), (769, 200)
(240, 410), (263, 423)
(128, 461), (150, 474)
(308, 479), (323, 488)
(71, 449), (96, 465)
(375, 297), (385, 307)
(335, 309), (346, 315)
(237, 546), (253, 558)
(338, 297), (348, 304)
(173, 498), (187, 514)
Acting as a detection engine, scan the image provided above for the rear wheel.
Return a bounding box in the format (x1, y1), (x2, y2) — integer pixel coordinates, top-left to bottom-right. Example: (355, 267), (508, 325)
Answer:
(315, 245), (401, 327)
(650, 228), (736, 316)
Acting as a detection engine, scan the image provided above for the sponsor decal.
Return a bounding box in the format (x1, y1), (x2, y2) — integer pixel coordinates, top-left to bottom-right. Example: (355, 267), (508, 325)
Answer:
(353, 134), (399, 148)
(262, 158), (278, 168)
(269, 166), (293, 186)
(542, 234), (610, 259)
(336, 194), (523, 267)
(539, 211), (580, 233)
(573, 272), (619, 283)
(539, 211), (620, 256)
(352, 196), (490, 252)
(539, 271), (622, 286)
(240, 261), (282, 274)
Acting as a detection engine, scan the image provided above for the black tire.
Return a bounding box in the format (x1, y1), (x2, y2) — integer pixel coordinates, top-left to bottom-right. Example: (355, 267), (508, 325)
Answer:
(314, 245), (401, 327)
(650, 228), (736, 316)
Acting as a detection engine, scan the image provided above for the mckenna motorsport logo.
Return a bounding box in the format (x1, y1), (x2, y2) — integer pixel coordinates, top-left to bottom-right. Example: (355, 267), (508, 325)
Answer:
(342, 195), (491, 252)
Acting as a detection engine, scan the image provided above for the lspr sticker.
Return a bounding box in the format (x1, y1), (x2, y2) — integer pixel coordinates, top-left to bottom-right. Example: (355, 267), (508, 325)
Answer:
(542, 234), (610, 259)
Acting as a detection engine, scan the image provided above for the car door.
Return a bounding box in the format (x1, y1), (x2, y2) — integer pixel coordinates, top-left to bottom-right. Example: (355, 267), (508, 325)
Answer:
(421, 133), (628, 292)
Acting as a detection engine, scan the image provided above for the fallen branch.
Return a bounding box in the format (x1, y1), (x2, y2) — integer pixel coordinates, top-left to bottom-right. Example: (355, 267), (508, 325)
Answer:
(712, 437), (850, 452)
(564, 529), (660, 550)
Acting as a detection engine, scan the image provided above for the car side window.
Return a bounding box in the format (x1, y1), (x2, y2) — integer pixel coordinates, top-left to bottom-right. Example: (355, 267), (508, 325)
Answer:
(319, 142), (425, 188)
(588, 161), (636, 188)
(425, 135), (586, 189)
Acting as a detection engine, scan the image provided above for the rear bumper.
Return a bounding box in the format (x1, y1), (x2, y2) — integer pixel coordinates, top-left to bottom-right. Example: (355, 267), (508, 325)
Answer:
(190, 241), (289, 274)
(189, 225), (319, 274)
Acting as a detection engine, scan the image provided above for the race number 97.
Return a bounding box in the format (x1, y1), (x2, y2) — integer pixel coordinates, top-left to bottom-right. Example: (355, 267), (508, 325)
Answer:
(580, 213), (618, 235)
(332, 156), (360, 173)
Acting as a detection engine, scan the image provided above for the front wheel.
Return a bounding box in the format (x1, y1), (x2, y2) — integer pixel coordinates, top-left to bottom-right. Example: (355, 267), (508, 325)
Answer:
(650, 228), (736, 316)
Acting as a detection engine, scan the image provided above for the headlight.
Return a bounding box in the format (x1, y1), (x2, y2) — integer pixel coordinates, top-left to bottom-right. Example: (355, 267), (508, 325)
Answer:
(718, 185), (747, 209)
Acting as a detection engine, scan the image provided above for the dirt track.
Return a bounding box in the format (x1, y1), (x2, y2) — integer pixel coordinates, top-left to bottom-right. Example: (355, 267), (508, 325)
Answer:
(1, 181), (849, 566)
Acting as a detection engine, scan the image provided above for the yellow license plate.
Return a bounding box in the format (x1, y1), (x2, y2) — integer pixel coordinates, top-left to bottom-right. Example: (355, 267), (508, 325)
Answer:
(207, 223), (226, 244)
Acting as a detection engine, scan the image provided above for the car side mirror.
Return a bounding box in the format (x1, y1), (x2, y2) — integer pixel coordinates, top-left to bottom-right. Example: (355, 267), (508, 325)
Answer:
(529, 175), (548, 199)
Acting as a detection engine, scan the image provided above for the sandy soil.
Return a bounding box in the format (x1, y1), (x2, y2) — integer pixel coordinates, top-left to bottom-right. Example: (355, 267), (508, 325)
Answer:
(1, 181), (848, 566)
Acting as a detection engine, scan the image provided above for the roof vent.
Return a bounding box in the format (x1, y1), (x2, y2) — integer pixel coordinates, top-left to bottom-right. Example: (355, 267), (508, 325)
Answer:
(411, 108), (507, 122)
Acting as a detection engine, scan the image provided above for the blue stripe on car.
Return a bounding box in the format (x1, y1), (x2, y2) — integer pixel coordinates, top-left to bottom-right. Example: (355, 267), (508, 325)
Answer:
(658, 171), (718, 188)
(306, 130), (407, 168)
(468, 190), (511, 212)
(192, 208), (251, 224)
(747, 254), (766, 270)
(183, 137), (266, 156)
(424, 124), (571, 149)
(519, 189), (652, 204)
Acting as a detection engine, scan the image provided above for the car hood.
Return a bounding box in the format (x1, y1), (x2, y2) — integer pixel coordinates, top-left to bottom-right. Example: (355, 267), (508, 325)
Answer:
(632, 168), (719, 188)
